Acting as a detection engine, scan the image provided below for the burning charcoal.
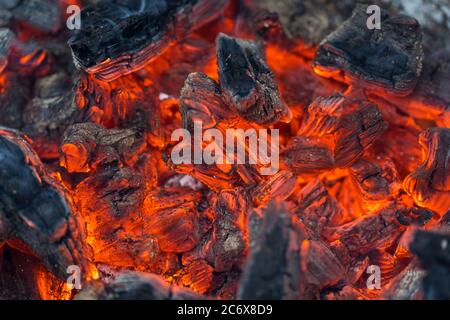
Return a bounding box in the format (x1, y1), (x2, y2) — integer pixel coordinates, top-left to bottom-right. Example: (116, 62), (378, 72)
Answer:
(300, 240), (346, 288)
(293, 179), (344, 239)
(349, 158), (400, 203)
(60, 122), (146, 173)
(396, 207), (434, 227)
(305, 96), (387, 167)
(76, 271), (203, 300)
(282, 95), (386, 172)
(11, 0), (61, 33)
(238, 202), (303, 299)
(333, 99), (386, 167)
(0, 28), (14, 73)
(23, 73), (82, 159)
(74, 166), (176, 272)
(403, 128), (450, 214)
(143, 187), (201, 253)
(179, 259), (214, 294)
(69, 0), (228, 81)
(0, 127), (92, 280)
(212, 189), (249, 272)
(281, 136), (334, 174)
(251, 170), (296, 207)
(313, 4), (423, 96)
(297, 95), (344, 137)
(217, 33), (291, 124)
(74, 73), (163, 142)
(173, 162), (239, 192)
(180, 72), (236, 131)
(327, 203), (406, 256)
(410, 230), (450, 299)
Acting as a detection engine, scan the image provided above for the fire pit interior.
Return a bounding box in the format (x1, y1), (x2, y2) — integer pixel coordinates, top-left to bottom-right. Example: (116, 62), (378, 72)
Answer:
(0, 0), (449, 300)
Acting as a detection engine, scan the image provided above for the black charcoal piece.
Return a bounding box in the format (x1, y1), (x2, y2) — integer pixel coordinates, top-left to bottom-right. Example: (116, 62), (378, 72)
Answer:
(23, 73), (82, 159)
(313, 4), (423, 96)
(217, 33), (291, 124)
(0, 128), (91, 280)
(68, 0), (227, 81)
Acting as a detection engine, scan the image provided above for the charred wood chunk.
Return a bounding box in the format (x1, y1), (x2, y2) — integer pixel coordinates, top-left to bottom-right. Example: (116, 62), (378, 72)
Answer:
(23, 73), (82, 160)
(294, 179), (344, 239)
(289, 95), (386, 170)
(180, 72), (236, 131)
(410, 230), (450, 299)
(251, 170), (296, 208)
(238, 202), (302, 300)
(297, 95), (344, 137)
(300, 240), (346, 288)
(404, 128), (450, 214)
(281, 136), (334, 174)
(396, 207), (434, 227)
(0, 128), (91, 279)
(75, 167), (145, 222)
(180, 259), (214, 294)
(76, 271), (203, 300)
(60, 122), (146, 173)
(328, 204), (406, 255)
(349, 158), (399, 202)
(143, 187), (201, 253)
(333, 100), (386, 167)
(212, 189), (249, 272)
(313, 4), (423, 96)
(74, 166), (175, 272)
(217, 33), (291, 124)
(69, 0), (227, 81)
(75, 73), (161, 135)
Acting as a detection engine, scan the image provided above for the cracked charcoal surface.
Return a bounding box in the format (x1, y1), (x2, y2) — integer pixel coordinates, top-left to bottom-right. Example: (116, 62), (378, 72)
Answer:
(313, 4), (423, 96)
(0, 128), (90, 279)
(69, 0), (227, 81)
(217, 33), (291, 124)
